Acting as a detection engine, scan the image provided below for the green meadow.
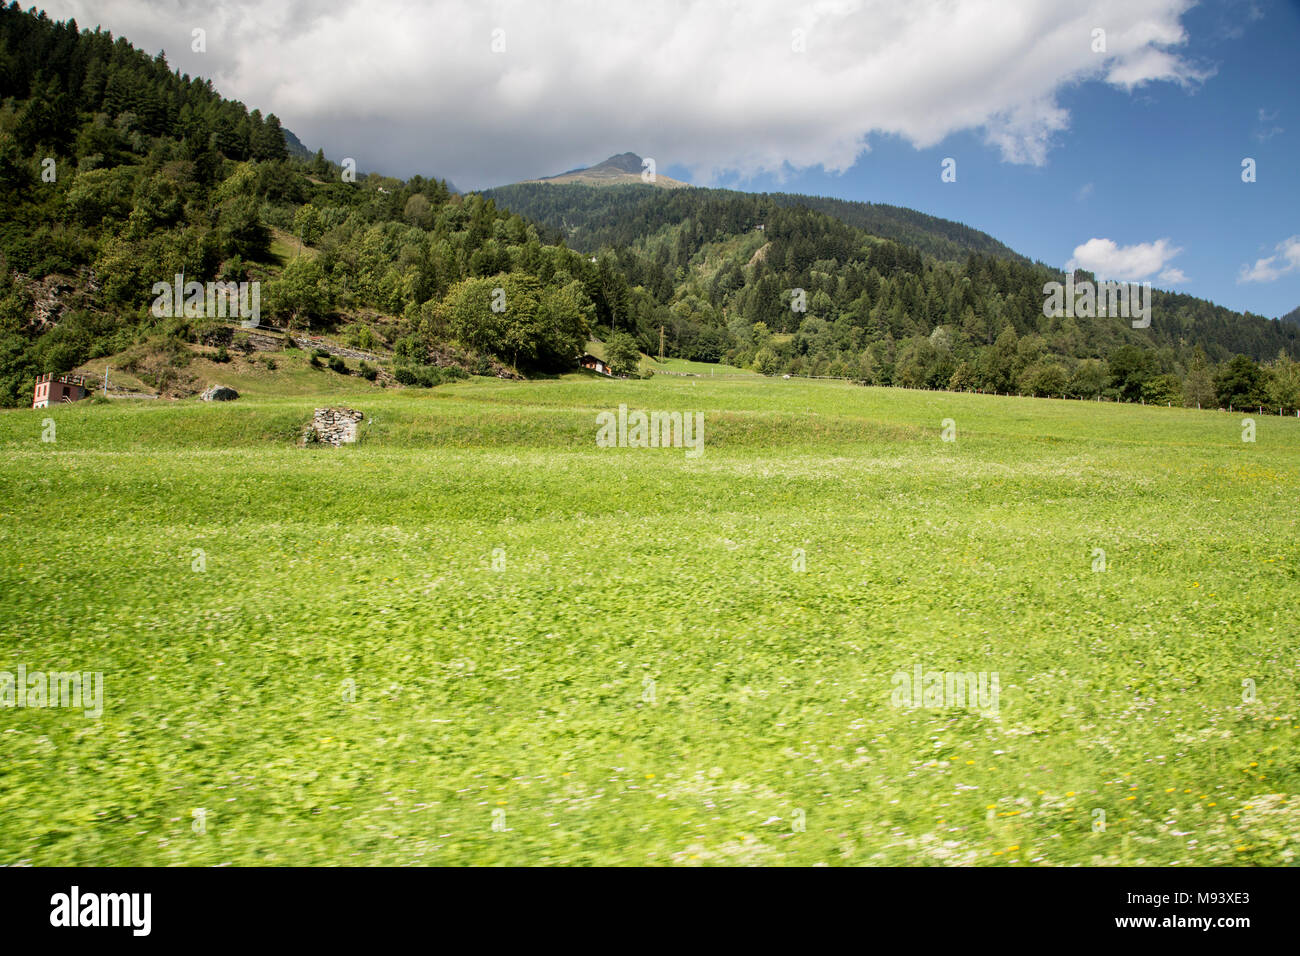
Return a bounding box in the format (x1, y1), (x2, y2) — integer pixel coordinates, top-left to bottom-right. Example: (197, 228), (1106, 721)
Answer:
(0, 373), (1296, 866)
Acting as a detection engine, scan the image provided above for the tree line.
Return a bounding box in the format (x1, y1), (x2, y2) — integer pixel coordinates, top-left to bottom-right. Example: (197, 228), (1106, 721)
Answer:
(487, 182), (1300, 410)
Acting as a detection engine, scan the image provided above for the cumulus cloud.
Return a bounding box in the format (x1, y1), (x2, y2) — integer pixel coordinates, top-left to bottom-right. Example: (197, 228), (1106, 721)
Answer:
(42, 0), (1207, 188)
(1238, 236), (1300, 283)
(1067, 238), (1184, 281)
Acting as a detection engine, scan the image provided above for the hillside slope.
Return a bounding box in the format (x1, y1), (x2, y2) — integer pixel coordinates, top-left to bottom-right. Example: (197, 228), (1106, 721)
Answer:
(481, 181), (1300, 384)
(485, 181), (1017, 263)
(766, 192), (1026, 263)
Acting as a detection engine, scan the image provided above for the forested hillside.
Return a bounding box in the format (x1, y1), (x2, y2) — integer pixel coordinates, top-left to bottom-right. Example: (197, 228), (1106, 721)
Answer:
(484, 179), (1022, 261)
(0, 4), (608, 404)
(1, 4), (1297, 413)
(765, 192), (1026, 263)
(486, 181), (1300, 408)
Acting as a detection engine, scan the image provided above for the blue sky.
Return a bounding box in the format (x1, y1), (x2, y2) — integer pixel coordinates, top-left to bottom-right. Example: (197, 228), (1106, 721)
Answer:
(674, 1), (1299, 319)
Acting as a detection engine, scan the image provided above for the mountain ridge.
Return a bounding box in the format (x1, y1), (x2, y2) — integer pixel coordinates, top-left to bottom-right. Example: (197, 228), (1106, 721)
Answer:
(522, 152), (690, 189)
(484, 179), (1024, 263)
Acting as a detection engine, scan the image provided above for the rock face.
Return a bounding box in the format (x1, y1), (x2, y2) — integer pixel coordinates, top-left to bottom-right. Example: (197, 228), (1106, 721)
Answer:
(20, 270), (97, 330)
(240, 330), (286, 352)
(204, 327), (286, 352)
(305, 407), (363, 446)
(200, 385), (239, 402)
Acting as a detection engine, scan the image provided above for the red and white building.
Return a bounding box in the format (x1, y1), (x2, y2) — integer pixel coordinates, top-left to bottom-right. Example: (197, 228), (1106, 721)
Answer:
(33, 373), (89, 409)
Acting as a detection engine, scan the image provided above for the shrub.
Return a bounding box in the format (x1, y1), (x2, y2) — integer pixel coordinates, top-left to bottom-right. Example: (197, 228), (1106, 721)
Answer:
(605, 331), (641, 376)
(359, 361), (378, 381)
(1019, 361), (1068, 398)
(327, 355), (347, 374)
(393, 335), (423, 361)
(213, 346), (230, 363)
(348, 324), (378, 351)
(1141, 373), (1183, 407)
(393, 364), (467, 388)
(219, 255), (246, 282)
(1214, 355), (1268, 410)
(752, 347), (779, 375)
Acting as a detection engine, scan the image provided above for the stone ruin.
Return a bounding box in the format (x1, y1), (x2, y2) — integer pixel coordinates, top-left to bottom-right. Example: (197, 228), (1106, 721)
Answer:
(303, 407), (364, 446)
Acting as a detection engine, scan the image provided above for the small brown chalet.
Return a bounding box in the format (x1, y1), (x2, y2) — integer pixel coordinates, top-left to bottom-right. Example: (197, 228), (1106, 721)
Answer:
(579, 354), (614, 376)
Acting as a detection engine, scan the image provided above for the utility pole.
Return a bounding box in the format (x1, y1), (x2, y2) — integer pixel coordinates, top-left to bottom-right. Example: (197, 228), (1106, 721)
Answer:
(659, 324), (665, 363)
(103, 365), (109, 396)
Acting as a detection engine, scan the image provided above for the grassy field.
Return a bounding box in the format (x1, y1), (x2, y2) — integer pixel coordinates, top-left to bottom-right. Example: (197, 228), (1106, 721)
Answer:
(1, 374), (1297, 865)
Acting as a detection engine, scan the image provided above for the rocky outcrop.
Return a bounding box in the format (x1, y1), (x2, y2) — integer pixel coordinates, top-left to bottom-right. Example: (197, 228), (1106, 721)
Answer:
(303, 407), (363, 446)
(200, 384), (239, 401)
(32, 276), (75, 327)
(202, 327), (285, 352)
(8, 269), (100, 330)
(239, 330), (286, 352)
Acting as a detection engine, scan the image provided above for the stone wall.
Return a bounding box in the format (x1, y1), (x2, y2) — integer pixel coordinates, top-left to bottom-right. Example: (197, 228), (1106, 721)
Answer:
(292, 335), (386, 363)
(304, 407), (364, 446)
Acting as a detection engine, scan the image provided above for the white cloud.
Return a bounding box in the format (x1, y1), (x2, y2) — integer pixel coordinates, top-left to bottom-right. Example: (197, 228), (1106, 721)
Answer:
(1238, 236), (1300, 283)
(1105, 45), (1211, 89)
(1158, 267), (1187, 284)
(1067, 238), (1183, 281)
(1253, 107), (1283, 142)
(42, 0), (1208, 188)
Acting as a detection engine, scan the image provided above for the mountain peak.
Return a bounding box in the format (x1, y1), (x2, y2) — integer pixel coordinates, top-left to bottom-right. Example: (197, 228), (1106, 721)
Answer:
(520, 152), (690, 189)
(590, 152), (644, 174)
